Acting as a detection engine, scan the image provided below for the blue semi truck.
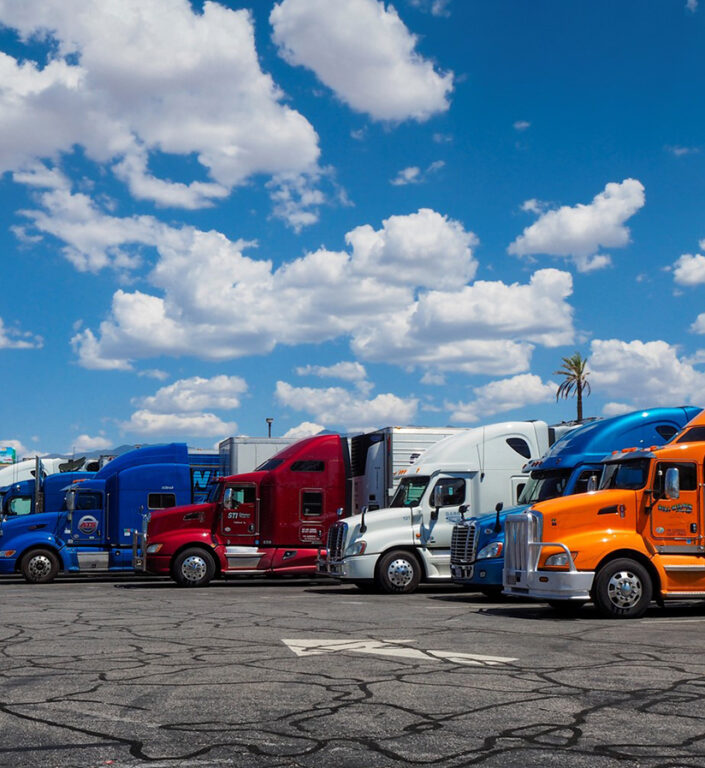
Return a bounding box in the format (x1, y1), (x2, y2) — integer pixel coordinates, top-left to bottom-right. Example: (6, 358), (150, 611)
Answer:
(0, 444), (220, 583)
(449, 406), (701, 597)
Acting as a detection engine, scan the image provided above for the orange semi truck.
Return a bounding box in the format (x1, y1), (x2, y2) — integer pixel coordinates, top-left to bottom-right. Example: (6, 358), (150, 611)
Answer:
(503, 415), (705, 618)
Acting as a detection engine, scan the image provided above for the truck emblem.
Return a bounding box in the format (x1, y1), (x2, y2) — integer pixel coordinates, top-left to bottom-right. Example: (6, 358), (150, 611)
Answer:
(656, 527), (665, 534)
(77, 515), (99, 535)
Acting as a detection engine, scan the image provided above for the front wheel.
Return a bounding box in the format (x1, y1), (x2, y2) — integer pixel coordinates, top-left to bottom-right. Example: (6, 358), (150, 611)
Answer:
(172, 548), (216, 587)
(593, 558), (652, 619)
(375, 550), (421, 594)
(20, 549), (59, 584)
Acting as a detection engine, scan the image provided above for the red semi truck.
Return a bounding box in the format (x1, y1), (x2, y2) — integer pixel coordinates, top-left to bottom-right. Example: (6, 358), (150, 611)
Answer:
(135, 427), (461, 586)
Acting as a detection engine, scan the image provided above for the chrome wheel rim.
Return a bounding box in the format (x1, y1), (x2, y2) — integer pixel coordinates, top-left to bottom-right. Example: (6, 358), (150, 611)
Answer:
(386, 558), (414, 588)
(606, 569), (642, 609)
(28, 555), (52, 581)
(181, 555), (207, 583)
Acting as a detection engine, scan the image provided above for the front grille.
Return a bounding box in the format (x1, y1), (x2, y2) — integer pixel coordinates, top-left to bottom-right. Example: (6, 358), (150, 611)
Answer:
(327, 521), (348, 560)
(450, 521), (477, 564)
(504, 512), (540, 575)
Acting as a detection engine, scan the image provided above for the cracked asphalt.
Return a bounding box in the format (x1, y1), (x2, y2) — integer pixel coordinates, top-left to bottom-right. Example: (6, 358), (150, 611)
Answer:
(3, 576), (705, 767)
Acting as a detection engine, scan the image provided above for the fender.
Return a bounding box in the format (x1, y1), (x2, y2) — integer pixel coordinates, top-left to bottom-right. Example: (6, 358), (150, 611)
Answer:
(0, 531), (65, 573)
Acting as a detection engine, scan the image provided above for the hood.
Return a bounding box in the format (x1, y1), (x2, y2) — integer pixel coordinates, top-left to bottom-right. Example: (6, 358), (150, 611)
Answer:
(1, 510), (59, 537)
(472, 503), (530, 529)
(148, 502), (214, 538)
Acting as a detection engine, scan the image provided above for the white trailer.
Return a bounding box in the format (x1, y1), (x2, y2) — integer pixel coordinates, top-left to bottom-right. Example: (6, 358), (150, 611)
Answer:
(218, 437), (297, 475)
(320, 420), (577, 593)
(349, 426), (466, 515)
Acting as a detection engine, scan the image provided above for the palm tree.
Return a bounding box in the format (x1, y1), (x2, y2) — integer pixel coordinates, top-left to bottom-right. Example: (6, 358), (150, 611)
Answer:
(555, 352), (591, 421)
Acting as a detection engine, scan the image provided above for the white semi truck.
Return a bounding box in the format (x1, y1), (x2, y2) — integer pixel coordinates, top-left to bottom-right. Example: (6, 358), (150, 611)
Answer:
(318, 420), (577, 594)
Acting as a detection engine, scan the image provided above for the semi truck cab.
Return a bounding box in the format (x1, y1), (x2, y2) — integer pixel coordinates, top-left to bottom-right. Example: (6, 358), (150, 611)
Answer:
(503, 424), (705, 618)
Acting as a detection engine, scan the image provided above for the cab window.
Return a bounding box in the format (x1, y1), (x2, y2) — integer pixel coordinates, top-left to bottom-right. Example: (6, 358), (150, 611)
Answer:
(430, 477), (465, 506)
(227, 486), (256, 506)
(76, 492), (102, 509)
(653, 462), (697, 495)
(391, 477), (429, 507)
(302, 490), (323, 516)
(148, 493), (176, 510)
(8, 496), (32, 516)
(573, 469), (601, 494)
(291, 460), (325, 472)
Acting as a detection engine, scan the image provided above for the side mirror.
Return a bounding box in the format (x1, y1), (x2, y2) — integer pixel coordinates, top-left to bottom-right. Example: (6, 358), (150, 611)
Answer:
(431, 485), (445, 509)
(587, 474), (598, 492)
(223, 488), (234, 510)
(665, 467), (680, 500)
(65, 489), (75, 526)
(336, 506), (344, 518)
(458, 504), (468, 519)
(495, 502), (503, 513)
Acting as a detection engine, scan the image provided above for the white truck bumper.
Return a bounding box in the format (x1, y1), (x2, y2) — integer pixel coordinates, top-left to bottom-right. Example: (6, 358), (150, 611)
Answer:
(323, 554), (378, 580)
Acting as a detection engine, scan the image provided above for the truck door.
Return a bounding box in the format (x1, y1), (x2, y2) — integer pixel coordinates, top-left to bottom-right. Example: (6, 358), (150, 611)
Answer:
(220, 484), (258, 539)
(650, 461), (701, 553)
(70, 490), (107, 546)
(424, 476), (467, 549)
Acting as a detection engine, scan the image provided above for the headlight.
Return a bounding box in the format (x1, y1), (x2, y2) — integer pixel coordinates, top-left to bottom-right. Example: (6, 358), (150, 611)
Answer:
(351, 540), (367, 556)
(545, 552), (571, 567)
(476, 541), (502, 560)
(146, 543), (163, 554)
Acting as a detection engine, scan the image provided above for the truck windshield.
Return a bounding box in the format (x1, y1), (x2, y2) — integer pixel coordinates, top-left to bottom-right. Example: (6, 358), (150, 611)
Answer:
(390, 476), (429, 507)
(599, 458), (650, 490)
(519, 470), (571, 504)
(206, 481), (222, 503)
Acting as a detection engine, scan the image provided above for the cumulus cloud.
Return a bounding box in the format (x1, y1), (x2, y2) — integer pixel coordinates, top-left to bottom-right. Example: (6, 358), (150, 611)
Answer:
(589, 338), (705, 407)
(508, 179), (645, 272)
(673, 253), (705, 286)
(283, 421), (325, 438)
(0, 317), (43, 350)
(275, 381), (418, 432)
(446, 373), (557, 423)
(295, 361), (368, 382)
(71, 434), (112, 452)
(122, 374), (245, 438)
(0, 0), (321, 213)
(122, 410), (236, 438)
(270, 0), (453, 122)
(20, 183), (574, 377)
(134, 375), (247, 414)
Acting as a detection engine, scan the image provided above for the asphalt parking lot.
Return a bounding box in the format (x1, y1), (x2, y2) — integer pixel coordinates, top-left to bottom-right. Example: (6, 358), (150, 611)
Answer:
(3, 576), (705, 768)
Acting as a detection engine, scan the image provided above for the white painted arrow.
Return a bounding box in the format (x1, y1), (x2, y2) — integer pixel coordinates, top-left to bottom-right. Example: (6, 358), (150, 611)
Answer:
(282, 638), (517, 666)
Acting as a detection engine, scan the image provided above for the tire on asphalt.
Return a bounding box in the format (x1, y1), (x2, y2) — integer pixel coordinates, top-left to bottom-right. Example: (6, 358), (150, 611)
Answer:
(20, 548), (60, 584)
(593, 558), (652, 619)
(375, 549), (422, 594)
(172, 547), (216, 588)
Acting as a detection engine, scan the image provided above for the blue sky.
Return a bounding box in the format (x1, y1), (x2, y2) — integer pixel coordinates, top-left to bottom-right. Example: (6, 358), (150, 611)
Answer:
(2, 0), (705, 456)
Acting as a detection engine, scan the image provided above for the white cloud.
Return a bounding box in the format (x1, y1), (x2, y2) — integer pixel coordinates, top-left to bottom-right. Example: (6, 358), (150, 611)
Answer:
(138, 369), (170, 381)
(391, 166), (421, 186)
(673, 253), (705, 286)
(686, 0), (698, 12)
(295, 361), (367, 382)
(72, 434), (112, 452)
(134, 375), (247, 414)
(122, 410), (236, 438)
(520, 198), (547, 214)
(602, 402), (635, 417)
(421, 371), (446, 385)
(283, 421), (325, 438)
(22, 184), (572, 377)
(446, 373), (556, 423)
(0, 0), (320, 211)
(275, 381), (418, 432)
(121, 374), (245, 438)
(589, 338), (705, 407)
(270, 0), (453, 122)
(666, 145), (699, 157)
(508, 179), (645, 272)
(513, 120), (531, 131)
(0, 317), (43, 350)
(390, 160), (444, 185)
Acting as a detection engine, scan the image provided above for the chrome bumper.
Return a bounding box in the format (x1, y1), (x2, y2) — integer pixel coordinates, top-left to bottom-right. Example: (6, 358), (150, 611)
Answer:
(503, 511), (595, 601)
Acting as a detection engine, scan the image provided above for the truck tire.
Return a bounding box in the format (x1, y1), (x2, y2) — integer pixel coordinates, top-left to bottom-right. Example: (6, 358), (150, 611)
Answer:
(172, 548), (216, 588)
(20, 549), (59, 584)
(375, 550), (421, 594)
(593, 558), (652, 619)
